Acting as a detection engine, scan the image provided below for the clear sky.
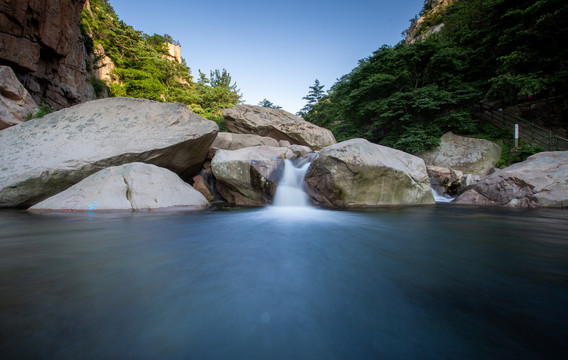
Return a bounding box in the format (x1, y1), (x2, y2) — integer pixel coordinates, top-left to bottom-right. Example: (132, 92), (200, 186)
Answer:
(110, 0), (424, 114)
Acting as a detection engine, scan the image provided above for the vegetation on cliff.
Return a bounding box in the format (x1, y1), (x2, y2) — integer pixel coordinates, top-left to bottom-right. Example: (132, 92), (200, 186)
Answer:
(301, 0), (568, 154)
(80, 0), (241, 125)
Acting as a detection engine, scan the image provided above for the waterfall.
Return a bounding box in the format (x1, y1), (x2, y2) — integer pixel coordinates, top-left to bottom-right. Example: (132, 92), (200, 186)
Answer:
(430, 187), (455, 203)
(272, 157), (312, 207)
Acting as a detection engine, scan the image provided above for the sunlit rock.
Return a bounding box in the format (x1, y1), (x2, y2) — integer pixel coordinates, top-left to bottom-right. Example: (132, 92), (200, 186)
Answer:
(0, 97), (218, 208)
(305, 138), (435, 208)
(417, 132), (502, 176)
(223, 104), (336, 150)
(30, 163), (208, 211)
(211, 132), (279, 150)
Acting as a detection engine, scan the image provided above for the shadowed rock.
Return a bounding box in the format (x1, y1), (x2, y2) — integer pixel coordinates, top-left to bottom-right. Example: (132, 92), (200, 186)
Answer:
(0, 66), (37, 129)
(454, 151), (568, 208)
(211, 146), (295, 206)
(0, 97), (218, 208)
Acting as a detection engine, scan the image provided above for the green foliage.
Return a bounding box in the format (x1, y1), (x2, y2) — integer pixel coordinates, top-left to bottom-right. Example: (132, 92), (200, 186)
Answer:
(80, 0), (242, 122)
(26, 104), (55, 120)
(297, 79), (325, 117)
(258, 99), (282, 109)
(88, 76), (109, 97)
(497, 143), (545, 168)
(301, 0), (567, 154)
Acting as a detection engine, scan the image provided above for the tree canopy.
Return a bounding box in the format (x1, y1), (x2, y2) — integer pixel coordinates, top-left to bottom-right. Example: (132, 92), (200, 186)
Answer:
(258, 99), (282, 109)
(301, 0), (568, 153)
(297, 80), (325, 117)
(81, 0), (242, 126)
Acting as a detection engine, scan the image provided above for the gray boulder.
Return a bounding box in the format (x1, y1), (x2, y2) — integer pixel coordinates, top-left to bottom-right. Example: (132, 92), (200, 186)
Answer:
(454, 151), (568, 208)
(0, 97), (218, 208)
(223, 105), (336, 150)
(417, 132), (502, 176)
(211, 146), (295, 206)
(211, 132), (279, 150)
(0, 66), (37, 129)
(305, 139), (435, 208)
(30, 163), (209, 211)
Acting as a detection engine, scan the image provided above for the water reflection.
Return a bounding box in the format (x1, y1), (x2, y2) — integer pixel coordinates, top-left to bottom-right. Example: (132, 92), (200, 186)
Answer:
(1, 206), (567, 359)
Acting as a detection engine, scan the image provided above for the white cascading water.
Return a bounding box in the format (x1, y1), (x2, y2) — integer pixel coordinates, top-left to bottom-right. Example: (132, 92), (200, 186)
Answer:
(272, 158), (312, 207)
(430, 187), (455, 203)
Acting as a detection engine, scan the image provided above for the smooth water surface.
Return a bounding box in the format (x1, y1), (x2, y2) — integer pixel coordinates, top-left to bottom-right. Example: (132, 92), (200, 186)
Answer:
(1, 206), (567, 359)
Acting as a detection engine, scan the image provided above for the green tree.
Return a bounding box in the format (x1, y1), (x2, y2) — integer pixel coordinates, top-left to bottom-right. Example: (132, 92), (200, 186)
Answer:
(258, 99), (282, 109)
(297, 79), (325, 117)
(301, 0), (568, 153)
(80, 1), (242, 127)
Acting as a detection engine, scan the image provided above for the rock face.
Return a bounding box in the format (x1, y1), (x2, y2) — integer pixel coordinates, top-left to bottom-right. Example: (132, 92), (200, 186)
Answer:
(166, 43), (182, 64)
(0, 97), (218, 208)
(418, 132), (502, 176)
(305, 139), (435, 208)
(211, 132), (279, 150)
(30, 163), (209, 211)
(223, 105), (336, 150)
(427, 165), (463, 196)
(0, 0), (94, 108)
(0, 66), (37, 129)
(454, 151), (568, 208)
(211, 146), (295, 206)
(405, 0), (456, 44)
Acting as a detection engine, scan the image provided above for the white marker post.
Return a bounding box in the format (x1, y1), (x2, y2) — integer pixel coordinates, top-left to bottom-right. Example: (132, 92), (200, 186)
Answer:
(514, 124), (519, 148)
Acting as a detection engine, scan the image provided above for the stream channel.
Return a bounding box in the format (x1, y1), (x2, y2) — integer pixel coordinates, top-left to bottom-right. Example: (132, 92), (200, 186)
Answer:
(1, 160), (567, 359)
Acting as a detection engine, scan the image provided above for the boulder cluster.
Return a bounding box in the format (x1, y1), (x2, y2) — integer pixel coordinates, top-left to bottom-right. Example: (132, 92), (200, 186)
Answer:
(1, 98), (566, 211)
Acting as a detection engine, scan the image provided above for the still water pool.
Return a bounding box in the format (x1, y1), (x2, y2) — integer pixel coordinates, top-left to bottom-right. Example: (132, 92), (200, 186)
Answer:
(1, 205), (567, 359)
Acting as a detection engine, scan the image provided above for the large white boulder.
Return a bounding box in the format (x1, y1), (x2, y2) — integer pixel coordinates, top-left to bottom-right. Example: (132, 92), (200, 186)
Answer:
(0, 97), (218, 208)
(454, 151), (568, 208)
(223, 105), (336, 150)
(305, 139), (435, 208)
(30, 163), (209, 211)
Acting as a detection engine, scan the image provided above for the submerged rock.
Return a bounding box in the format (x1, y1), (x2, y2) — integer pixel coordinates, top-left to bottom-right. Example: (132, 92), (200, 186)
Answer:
(417, 132), (502, 176)
(0, 97), (218, 208)
(211, 146), (295, 206)
(454, 151), (568, 208)
(30, 163), (209, 211)
(305, 139), (435, 208)
(223, 105), (336, 150)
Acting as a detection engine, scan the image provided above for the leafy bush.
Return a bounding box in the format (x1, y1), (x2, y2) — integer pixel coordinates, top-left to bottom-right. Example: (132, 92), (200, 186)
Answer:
(26, 104), (55, 120)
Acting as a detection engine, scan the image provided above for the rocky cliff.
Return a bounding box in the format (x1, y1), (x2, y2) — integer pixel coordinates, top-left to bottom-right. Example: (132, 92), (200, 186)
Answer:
(0, 0), (95, 109)
(405, 0), (457, 44)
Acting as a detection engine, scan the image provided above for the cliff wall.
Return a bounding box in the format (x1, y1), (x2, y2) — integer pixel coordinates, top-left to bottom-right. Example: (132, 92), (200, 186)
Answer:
(0, 0), (95, 109)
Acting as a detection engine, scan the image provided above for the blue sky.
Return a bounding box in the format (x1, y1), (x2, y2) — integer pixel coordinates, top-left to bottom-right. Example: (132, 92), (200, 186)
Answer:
(110, 0), (424, 114)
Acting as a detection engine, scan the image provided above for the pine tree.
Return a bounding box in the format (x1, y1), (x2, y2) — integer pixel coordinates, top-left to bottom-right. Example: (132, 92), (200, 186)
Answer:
(297, 79), (325, 117)
(258, 99), (282, 109)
